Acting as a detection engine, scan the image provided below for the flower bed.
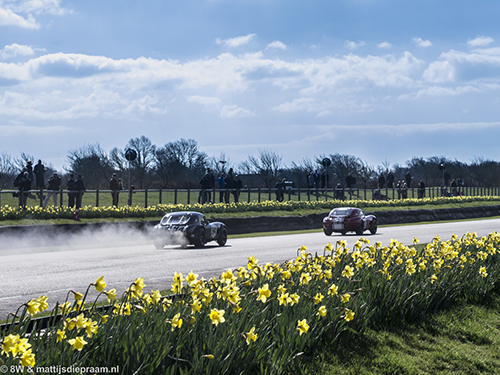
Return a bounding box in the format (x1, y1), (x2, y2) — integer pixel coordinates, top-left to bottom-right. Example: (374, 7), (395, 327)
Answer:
(2, 195), (500, 221)
(1, 231), (499, 374)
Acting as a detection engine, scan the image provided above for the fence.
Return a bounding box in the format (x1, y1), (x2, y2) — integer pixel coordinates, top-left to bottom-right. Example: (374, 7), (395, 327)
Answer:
(1, 185), (499, 209)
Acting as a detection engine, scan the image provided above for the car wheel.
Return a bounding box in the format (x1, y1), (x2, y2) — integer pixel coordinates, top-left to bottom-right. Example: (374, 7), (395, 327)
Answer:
(217, 228), (227, 246)
(323, 228), (333, 236)
(355, 222), (364, 235)
(369, 220), (378, 235)
(194, 228), (206, 248)
(153, 239), (165, 249)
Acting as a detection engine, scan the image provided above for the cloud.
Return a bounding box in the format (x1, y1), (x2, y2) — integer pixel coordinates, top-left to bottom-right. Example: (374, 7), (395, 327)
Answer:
(423, 61), (455, 83)
(187, 95), (221, 108)
(345, 40), (365, 49)
(220, 105), (254, 118)
(412, 37), (432, 47)
(216, 34), (256, 48)
(467, 36), (494, 48)
(266, 41), (287, 50)
(0, 6), (38, 28)
(378, 42), (392, 49)
(0, 43), (40, 60)
(399, 85), (480, 100)
(8, 0), (71, 16)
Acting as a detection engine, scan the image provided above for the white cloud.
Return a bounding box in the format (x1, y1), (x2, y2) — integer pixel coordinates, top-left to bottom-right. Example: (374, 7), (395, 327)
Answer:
(399, 85), (480, 100)
(8, 0), (71, 15)
(423, 61), (455, 83)
(220, 105), (254, 118)
(187, 95), (221, 108)
(345, 40), (365, 49)
(412, 37), (432, 47)
(0, 6), (38, 28)
(378, 42), (392, 49)
(467, 36), (494, 48)
(266, 41), (287, 50)
(216, 34), (256, 48)
(0, 43), (38, 59)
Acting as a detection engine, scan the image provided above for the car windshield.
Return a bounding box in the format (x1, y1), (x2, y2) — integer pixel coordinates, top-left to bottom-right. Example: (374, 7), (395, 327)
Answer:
(161, 213), (191, 225)
(331, 208), (352, 216)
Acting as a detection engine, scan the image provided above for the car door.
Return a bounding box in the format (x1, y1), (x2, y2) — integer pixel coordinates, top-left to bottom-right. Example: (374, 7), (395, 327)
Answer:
(200, 215), (216, 240)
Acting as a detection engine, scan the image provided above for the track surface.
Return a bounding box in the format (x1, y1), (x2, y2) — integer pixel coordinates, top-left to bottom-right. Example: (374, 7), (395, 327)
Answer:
(1, 219), (499, 320)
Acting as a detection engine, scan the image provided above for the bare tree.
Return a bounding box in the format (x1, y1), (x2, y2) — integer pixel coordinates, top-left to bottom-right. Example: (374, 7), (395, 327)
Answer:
(0, 153), (16, 189)
(110, 136), (157, 189)
(154, 139), (208, 188)
(245, 149), (283, 188)
(66, 143), (114, 189)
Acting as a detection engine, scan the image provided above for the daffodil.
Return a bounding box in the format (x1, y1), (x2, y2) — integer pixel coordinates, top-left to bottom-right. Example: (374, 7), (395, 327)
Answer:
(341, 293), (351, 303)
(209, 308), (225, 326)
(170, 313), (183, 331)
(56, 329), (66, 343)
(106, 289), (117, 302)
(317, 306), (327, 318)
(68, 336), (87, 351)
(94, 276), (106, 293)
(344, 309), (355, 322)
(245, 327), (258, 345)
(257, 284), (271, 303)
(297, 319), (309, 336)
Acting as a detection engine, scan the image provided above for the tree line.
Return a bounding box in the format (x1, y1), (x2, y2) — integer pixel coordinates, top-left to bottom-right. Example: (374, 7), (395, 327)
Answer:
(1, 136), (500, 190)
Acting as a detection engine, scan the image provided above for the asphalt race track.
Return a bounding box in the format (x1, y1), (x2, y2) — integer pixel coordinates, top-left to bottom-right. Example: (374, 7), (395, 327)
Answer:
(1, 218), (500, 320)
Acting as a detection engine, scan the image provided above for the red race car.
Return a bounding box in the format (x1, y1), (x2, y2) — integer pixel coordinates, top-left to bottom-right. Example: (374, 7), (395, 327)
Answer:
(323, 207), (377, 236)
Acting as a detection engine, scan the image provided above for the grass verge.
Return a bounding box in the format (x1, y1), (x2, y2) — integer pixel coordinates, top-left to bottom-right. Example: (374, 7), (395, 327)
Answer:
(294, 290), (500, 375)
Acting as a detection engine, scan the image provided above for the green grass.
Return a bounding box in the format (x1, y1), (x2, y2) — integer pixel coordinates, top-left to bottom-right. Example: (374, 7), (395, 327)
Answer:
(293, 290), (500, 375)
(1, 199), (500, 227)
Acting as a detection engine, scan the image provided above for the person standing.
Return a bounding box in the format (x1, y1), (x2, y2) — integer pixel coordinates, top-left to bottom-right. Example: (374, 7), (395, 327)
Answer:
(43, 172), (62, 209)
(75, 175), (86, 209)
(418, 180), (426, 199)
(378, 173), (386, 189)
(33, 160), (47, 191)
(110, 173), (120, 207)
(386, 172), (395, 188)
(225, 168), (234, 203)
(14, 169), (31, 208)
(233, 175), (242, 203)
(405, 171), (412, 188)
(218, 173), (225, 203)
(67, 174), (77, 207)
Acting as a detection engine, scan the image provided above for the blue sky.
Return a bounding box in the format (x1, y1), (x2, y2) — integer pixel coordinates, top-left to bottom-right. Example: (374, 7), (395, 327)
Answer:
(1, 0), (500, 172)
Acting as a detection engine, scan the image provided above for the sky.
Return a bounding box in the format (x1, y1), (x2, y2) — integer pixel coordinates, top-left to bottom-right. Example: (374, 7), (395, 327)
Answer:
(1, 0), (500, 172)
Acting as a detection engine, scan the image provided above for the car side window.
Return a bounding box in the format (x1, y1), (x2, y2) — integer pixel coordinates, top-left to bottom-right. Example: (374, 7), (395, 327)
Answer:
(201, 216), (209, 226)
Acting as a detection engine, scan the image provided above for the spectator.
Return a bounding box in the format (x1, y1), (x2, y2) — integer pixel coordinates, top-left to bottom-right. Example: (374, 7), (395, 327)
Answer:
(444, 169), (450, 186)
(33, 159), (47, 192)
(67, 174), (77, 207)
(307, 172), (314, 189)
(110, 173), (121, 207)
(14, 169), (31, 208)
(275, 178), (285, 202)
(199, 173), (209, 204)
(233, 175), (242, 203)
(75, 175), (86, 209)
(418, 180), (426, 199)
(43, 172), (62, 209)
(218, 173), (225, 203)
(321, 170), (327, 189)
(206, 168), (215, 203)
(386, 172), (395, 188)
(313, 170), (320, 189)
(405, 171), (412, 188)
(335, 183), (345, 200)
(450, 179), (458, 196)
(378, 173), (386, 189)
(225, 168), (234, 203)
